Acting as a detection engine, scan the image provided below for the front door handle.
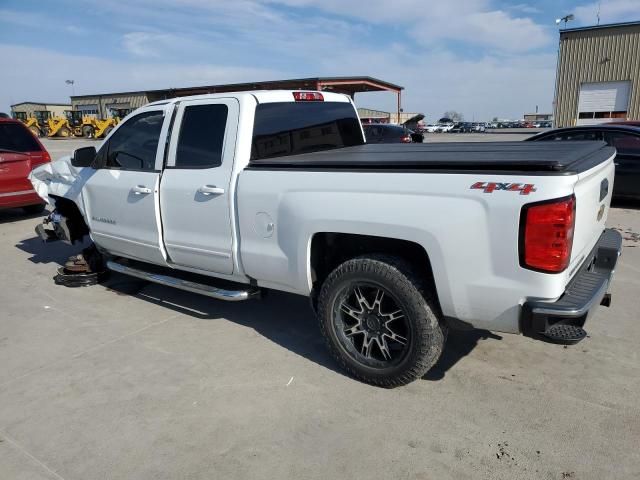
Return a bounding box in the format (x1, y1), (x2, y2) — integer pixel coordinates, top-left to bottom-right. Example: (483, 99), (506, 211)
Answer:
(132, 185), (152, 195)
(198, 185), (225, 196)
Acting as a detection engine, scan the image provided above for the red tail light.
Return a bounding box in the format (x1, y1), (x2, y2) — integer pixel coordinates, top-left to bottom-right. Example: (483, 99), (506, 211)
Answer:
(43, 151), (51, 163)
(401, 135), (412, 143)
(293, 91), (324, 101)
(520, 196), (575, 273)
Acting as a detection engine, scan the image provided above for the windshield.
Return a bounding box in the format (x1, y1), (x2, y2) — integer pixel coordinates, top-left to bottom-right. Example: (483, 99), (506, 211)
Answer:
(0, 123), (41, 152)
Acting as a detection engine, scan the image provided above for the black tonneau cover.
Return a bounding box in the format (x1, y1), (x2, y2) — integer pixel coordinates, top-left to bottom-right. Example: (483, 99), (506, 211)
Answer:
(248, 141), (615, 174)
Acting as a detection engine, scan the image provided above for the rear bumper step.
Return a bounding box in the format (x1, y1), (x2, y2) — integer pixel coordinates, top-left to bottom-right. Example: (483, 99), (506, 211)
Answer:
(521, 228), (622, 344)
(106, 260), (260, 302)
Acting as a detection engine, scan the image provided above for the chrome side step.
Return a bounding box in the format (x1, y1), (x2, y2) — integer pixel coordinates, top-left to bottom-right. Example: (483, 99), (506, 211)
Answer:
(106, 260), (260, 301)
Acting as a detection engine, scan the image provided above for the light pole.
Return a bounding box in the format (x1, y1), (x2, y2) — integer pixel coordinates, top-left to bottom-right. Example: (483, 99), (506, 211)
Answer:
(553, 14), (574, 127)
(65, 79), (75, 97)
(555, 14), (574, 29)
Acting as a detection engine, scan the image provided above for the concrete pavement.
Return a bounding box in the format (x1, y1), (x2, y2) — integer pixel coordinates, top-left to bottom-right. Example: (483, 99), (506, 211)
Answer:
(0, 138), (638, 480)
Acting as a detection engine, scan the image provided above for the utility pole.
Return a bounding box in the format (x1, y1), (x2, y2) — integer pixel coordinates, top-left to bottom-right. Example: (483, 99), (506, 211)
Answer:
(65, 79), (75, 97)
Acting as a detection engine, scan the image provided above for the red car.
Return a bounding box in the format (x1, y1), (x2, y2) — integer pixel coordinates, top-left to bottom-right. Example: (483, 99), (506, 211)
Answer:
(0, 117), (51, 213)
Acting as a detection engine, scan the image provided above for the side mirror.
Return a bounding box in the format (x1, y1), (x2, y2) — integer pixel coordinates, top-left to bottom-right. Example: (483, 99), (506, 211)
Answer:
(71, 146), (96, 168)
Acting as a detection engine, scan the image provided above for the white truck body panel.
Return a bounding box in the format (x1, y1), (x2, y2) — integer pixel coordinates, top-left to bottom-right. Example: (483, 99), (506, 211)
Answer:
(236, 166), (613, 333)
(29, 90), (616, 335)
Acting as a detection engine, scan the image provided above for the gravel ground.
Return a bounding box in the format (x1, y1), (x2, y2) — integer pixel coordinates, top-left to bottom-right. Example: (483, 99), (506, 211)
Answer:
(0, 137), (638, 480)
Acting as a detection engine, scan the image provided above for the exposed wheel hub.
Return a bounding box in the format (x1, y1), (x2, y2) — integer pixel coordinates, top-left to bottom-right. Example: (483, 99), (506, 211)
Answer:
(335, 285), (410, 364)
(365, 313), (381, 332)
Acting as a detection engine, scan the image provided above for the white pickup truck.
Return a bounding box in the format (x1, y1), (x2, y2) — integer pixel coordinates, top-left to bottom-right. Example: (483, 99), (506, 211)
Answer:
(31, 90), (622, 387)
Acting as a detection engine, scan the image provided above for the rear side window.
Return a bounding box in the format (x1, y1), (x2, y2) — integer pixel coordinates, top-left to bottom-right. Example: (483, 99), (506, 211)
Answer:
(607, 132), (640, 155)
(103, 111), (163, 170)
(175, 104), (228, 168)
(364, 125), (382, 138)
(540, 131), (603, 141)
(251, 102), (364, 160)
(0, 123), (41, 152)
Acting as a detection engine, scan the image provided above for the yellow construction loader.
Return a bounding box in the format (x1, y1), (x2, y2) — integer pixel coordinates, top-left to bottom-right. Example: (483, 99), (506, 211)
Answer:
(90, 108), (131, 138)
(46, 114), (73, 138)
(13, 111), (51, 137)
(46, 111), (102, 138)
(65, 111), (96, 137)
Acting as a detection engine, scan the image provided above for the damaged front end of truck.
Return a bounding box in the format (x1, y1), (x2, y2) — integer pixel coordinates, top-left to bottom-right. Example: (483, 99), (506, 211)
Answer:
(29, 155), (91, 245)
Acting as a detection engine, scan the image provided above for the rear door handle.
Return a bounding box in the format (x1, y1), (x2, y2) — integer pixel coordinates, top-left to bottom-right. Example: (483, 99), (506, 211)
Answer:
(132, 185), (152, 195)
(198, 185), (225, 196)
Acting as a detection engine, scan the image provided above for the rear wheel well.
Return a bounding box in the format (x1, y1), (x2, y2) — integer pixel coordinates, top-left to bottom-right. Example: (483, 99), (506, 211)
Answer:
(310, 233), (438, 309)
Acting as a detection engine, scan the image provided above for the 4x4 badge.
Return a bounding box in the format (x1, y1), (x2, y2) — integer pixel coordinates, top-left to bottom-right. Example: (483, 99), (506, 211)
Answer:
(470, 182), (536, 195)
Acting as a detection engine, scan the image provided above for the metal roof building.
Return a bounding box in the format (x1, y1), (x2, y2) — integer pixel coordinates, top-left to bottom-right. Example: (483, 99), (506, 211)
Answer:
(70, 76), (404, 119)
(10, 101), (71, 117)
(554, 21), (640, 127)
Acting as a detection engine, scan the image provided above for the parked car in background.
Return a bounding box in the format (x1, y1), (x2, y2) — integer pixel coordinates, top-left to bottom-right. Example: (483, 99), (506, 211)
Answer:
(424, 124), (440, 133)
(526, 125), (640, 199)
(608, 121), (640, 127)
(472, 122), (486, 133)
(0, 116), (51, 213)
(451, 122), (473, 133)
(439, 123), (454, 133)
(363, 123), (423, 143)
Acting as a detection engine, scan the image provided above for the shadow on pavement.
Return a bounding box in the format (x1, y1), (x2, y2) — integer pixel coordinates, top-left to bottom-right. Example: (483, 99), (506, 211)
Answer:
(423, 328), (502, 381)
(0, 208), (47, 225)
(105, 276), (345, 377)
(15, 236), (499, 382)
(611, 198), (640, 210)
(15, 235), (89, 266)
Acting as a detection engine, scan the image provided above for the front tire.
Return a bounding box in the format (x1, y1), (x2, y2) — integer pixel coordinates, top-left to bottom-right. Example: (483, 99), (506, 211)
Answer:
(317, 255), (446, 387)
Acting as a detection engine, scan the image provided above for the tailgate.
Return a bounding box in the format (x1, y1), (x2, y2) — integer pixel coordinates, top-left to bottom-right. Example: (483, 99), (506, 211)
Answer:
(569, 151), (616, 275)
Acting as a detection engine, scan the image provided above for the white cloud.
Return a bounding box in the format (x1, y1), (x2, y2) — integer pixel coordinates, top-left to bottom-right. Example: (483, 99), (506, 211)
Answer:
(575, 0), (640, 25)
(0, 44), (283, 112)
(123, 32), (177, 58)
(1, 0), (558, 120)
(258, 0), (553, 53)
(508, 3), (542, 15)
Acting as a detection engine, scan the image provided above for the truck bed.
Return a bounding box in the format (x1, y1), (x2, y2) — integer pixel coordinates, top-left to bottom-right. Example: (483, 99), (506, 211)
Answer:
(248, 141), (615, 174)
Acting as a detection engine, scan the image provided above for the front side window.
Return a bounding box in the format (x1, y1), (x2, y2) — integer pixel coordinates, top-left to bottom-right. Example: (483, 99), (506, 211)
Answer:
(101, 111), (163, 170)
(175, 104), (228, 168)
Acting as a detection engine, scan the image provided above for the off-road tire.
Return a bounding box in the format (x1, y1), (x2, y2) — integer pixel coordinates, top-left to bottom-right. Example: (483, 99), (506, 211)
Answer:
(317, 255), (446, 387)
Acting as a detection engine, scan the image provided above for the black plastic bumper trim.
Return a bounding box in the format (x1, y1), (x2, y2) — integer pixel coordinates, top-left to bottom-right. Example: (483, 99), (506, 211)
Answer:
(521, 228), (622, 335)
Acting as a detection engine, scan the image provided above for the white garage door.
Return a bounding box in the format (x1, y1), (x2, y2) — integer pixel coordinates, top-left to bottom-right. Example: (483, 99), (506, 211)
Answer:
(577, 81), (630, 125)
(75, 104), (99, 118)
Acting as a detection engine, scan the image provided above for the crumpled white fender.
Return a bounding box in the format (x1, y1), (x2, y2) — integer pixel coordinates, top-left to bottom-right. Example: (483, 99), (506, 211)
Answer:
(28, 156), (88, 215)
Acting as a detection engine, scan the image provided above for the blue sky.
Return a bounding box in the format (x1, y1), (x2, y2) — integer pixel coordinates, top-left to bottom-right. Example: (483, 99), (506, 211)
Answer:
(1, 0), (638, 120)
